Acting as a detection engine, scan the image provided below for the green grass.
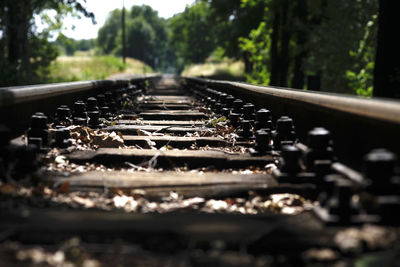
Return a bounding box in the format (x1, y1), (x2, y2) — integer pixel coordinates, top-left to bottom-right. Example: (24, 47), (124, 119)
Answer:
(46, 53), (153, 83)
(182, 59), (245, 81)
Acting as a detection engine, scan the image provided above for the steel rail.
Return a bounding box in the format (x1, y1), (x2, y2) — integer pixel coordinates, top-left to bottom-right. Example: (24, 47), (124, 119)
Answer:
(0, 81), (105, 107)
(0, 75), (160, 134)
(186, 77), (400, 167)
(0, 74), (159, 108)
(187, 77), (400, 125)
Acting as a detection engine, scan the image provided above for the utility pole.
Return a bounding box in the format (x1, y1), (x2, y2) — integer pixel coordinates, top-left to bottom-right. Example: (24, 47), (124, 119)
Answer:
(122, 0), (126, 64)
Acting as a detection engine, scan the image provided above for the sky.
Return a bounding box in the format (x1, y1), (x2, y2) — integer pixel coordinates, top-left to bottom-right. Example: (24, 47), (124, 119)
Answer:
(61, 0), (196, 40)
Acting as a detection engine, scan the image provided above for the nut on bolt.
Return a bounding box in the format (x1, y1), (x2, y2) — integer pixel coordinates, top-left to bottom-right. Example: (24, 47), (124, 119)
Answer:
(87, 110), (102, 129)
(273, 116), (296, 150)
(364, 148), (398, 195)
(233, 99), (243, 114)
(255, 108), (273, 130)
(28, 112), (49, 147)
(254, 129), (271, 155)
(229, 113), (240, 128)
(86, 97), (99, 112)
(280, 145), (302, 174)
(55, 105), (72, 126)
(306, 127), (334, 171)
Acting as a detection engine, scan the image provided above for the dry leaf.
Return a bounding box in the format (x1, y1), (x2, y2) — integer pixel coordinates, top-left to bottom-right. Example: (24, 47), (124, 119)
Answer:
(59, 181), (70, 193)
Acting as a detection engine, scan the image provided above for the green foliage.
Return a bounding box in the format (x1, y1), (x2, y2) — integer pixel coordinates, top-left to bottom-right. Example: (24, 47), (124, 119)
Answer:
(182, 59), (244, 80)
(239, 21), (270, 85)
(0, 0), (94, 86)
(345, 14), (377, 97)
(169, 2), (216, 71)
(97, 9), (122, 55)
(204, 0), (266, 59)
(233, 0), (379, 94)
(55, 34), (94, 56)
(97, 5), (168, 70)
(46, 55), (152, 83)
(304, 0), (378, 93)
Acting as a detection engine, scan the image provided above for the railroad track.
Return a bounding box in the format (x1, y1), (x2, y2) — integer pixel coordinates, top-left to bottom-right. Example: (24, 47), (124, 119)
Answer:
(0, 74), (399, 265)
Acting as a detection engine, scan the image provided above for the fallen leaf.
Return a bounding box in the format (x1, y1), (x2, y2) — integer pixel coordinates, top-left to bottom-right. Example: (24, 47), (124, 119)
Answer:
(59, 181), (70, 193)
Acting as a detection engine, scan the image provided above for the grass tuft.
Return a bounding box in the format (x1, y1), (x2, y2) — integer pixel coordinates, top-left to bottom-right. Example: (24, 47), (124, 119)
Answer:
(46, 53), (153, 83)
(182, 59), (244, 81)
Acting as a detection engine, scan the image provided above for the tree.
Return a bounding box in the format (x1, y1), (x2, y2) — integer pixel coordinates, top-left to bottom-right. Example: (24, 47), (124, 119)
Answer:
(0, 0), (94, 86)
(291, 0), (308, 89)
(55, 35), (95, 55)
(169, 2), (216, 71)
(238, 0), (378, 94)
(124, 18), (156, 66)
(97, 9), (122, 55)
(373, 0), (400, 98)
(205, 0), (266, 72)
(97, 5), (168, 69)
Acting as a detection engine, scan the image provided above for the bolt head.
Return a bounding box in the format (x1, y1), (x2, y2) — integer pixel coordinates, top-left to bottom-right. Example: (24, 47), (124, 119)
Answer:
(364, 148), (397, 180)
(308, 127), (331, 149)
(31, 114), (48, 129)
(57, 106), (71, 118)
(256, 109), (271, 121)
(87, 97), (98, 107)
(276, 116), (294, 133)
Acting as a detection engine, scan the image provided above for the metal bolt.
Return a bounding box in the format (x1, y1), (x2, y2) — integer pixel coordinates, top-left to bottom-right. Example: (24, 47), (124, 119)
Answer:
(314, 160), (333, 179)
(97, 94), (106, 107)
(308, 127), (331, 150)
(306, 127), (333, 171)
(280, 145), (302, 174)
(73, 101), (87, 117)
(104, 91), (113, 102)
(276, 116), (294, 135)
(100, 106), (112, 120)
(30, 113), (48, 129)
(255, 129), (271, 155)
(274, 116), (296, 150)
(229, 113), (240, 128)
(87, 111), (101, 128)
(214, 102), (222, 114)
(243, 103), (256, 120)
(210, 98), (217, 108)
(55, 128), (71, 148)
(73, 117), (87, 126)
(225, 95), (235, 109)
(206, 97), (212, 106)
(28, 113), (49, 147)
(233, 99), (243, 113)
(364, 148), (397, 186)
(28, 137), (42, 150)
(330, 179), (353, 219)
(214, 91), (222, 102)
(255, 109), (272, 130)
(219, 93), (228, 106)
(221, 108), (230, 117)
(240, 120), (252, 138)
(87, 97), (99, 112)
(55, 105), (72, 126)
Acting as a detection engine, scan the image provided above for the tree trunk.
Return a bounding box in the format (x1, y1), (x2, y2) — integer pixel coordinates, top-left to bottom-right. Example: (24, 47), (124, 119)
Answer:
(243, 51), (253, 74)
(373, 0), (400, 98)
(6, 0), (31, 85)
(307, 73), (321, 91)
(278, 0), (290, 87)
(291, 0), (307, 89)
(269, 1), (280, 86)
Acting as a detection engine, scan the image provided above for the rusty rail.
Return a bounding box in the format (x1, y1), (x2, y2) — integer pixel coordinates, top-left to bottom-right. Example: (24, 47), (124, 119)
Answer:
(185, 77), (400, 167)
(0, 75), (160, 134)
